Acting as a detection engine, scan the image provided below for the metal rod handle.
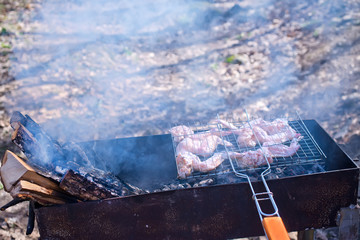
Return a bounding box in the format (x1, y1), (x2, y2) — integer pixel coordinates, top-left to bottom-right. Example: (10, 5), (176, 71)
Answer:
(247, 178), (279, 218)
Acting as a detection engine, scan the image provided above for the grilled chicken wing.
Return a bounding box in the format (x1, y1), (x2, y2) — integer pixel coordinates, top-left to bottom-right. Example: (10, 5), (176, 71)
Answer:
(232, 137), (302, 168)
(176, 151), (228, 179)
(217, 118), (300, 147)
(176, 134), (232, 157)
(169, 125), (194, 142)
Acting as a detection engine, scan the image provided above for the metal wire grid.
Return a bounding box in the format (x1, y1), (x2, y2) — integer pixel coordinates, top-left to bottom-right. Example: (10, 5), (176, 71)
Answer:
(170, 115), (327, 179)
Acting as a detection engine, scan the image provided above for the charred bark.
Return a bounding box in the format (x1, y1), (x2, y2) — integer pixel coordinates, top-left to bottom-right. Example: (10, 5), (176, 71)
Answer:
(59, 169), (119, 201)
(9, 111), (139, 199)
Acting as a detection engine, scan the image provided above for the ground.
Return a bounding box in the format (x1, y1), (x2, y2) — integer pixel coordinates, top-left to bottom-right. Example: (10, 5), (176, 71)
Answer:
(0, 0), (359, 239)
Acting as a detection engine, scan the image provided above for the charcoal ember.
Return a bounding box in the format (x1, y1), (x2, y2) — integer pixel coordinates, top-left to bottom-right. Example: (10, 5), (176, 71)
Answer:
(161, 185), (171, 191)
(183, 183), (191, 188)
(193, 178), (214, 187)
(155, 182), (198, 192)
(122, 182), (147, 195)
(168, 183), (187, 190)
(216, 173), (241, 184)
(181, 178), (198, 187)
(159, 181), (189, 191)
(283, 165), (307, 176)
(169, 184), (178, 189)
(266, 173), (279, 180)
(177, 184), (186, 189)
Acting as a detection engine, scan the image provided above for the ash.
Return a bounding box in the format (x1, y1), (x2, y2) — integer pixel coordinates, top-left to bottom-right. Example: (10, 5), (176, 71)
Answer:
(152, 162), (326, 192)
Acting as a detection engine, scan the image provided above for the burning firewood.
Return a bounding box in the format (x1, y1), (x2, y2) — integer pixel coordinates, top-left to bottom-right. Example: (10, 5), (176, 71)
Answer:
(0, 110), (147, 221)
(60, 169), (117, 201)
(0, 110), (150, 238)
(6, 111), (140, 201)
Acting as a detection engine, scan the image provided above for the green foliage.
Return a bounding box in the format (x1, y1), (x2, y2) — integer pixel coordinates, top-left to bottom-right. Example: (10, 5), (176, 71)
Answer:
(237, 32), (245, 40)
(1, 27), (8, 35)
(225, 55), (236, 63)
(210, 63), (218, 71)
(313, 28), (320, 38)
(1, 42), (11, 49)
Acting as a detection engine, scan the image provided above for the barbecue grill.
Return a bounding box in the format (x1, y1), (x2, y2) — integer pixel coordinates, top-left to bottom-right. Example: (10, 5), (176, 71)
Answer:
(34, 118), (359, 239)
(170, 111), (327, 239)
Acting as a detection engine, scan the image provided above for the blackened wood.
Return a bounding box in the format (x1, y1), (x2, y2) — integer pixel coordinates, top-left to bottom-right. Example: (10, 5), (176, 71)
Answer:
(11, 123), (63, 181)
(59, 169), (118, 201)
(0, 197), (27, 211)
(10, 111), (27, 129)
(9, 112), (138, 197)
(10, 112), (69, 178)
(26, 201), (35, 235)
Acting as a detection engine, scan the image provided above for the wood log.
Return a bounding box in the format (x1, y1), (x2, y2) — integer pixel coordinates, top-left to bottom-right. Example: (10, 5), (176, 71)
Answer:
(11, 192), (67, 206)
(11, 123), (63, 181)
(10, 180), (78, 205)
(9, 111), (138, 199)
(10, 111), (27, 129)
(0, 150), (63, 192)
(59, 169), (118, 201)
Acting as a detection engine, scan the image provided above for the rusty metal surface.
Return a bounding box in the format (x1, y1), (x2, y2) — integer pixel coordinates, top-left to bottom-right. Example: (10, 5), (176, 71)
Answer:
(35, 120), (359, 240)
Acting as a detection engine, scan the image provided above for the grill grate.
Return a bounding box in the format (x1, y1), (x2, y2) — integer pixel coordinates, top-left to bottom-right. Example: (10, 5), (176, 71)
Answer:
(170, 114), (327, 180)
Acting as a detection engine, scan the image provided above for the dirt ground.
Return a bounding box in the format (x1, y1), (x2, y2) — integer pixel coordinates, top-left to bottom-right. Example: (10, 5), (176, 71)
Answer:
(0, 0), (359, 239)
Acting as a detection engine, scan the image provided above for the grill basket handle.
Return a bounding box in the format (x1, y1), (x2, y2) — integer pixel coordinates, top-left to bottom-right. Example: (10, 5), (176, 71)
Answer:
(262, 216), (290, 240)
